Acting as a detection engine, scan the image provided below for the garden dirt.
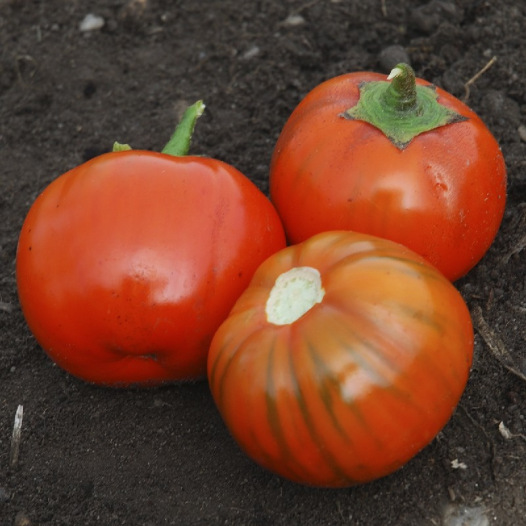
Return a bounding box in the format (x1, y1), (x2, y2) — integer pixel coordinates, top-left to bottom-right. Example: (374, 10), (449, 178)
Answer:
(1, 1), (525, 525)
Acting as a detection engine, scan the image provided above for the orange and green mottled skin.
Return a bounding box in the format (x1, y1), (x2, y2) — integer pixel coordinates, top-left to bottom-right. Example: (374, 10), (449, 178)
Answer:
(208, 231), (474, 487)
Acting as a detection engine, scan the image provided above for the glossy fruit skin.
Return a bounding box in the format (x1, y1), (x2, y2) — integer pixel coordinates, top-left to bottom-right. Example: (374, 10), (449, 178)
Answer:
(16, 151), (286, 386)
(269, 71), (507, 281)
(208, 231), (474, 487)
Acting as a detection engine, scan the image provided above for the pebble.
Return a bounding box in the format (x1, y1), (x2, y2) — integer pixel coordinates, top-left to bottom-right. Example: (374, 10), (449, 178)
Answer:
(0, 300), (14, 312)
(14, 511), (32, 526)
(518, 125), (526, 142)
(241, 45), (260, 60)
(79, 14), (105, 32)
(483, 90), (521, 126)
(410, 0), (460, 34)
(378, 45), (411, 73)
(282, 14), (306, 27)
(442, 504), (489, 526)
(441, 68), (465, 97)
(119, 0), (147, 20)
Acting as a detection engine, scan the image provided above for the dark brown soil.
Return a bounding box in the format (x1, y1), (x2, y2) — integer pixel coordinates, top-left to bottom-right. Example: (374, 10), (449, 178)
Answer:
(1, 1), (525, 525)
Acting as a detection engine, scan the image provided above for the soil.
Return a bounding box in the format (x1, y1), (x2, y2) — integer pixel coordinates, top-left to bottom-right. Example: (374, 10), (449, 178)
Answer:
(1, 0), (525, 525)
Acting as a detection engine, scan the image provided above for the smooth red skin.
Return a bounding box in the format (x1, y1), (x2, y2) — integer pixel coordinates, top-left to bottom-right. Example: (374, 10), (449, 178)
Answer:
(208, 231), (474, 487)
(270, 71), (507, 281)
(16, 151), (286, 386)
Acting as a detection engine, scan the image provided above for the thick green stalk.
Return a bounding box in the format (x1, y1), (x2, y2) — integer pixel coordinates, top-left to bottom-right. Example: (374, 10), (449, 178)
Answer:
(161, 100), (206, 156)
(383, 63), (418, 111)
(111, 100), (205, 155)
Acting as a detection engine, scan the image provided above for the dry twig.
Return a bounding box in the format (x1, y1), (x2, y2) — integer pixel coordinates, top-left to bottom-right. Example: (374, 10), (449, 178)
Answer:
(10, 405), (24, 468)
(501, 233), (526, 265)
(463, 56), (497, 102)
(498, 421), (526, 443)
(500, 204), (526, 264)
(472, 305), (526, 382)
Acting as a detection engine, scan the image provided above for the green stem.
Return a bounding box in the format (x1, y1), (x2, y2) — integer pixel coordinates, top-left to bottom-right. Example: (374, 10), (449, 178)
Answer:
(383, 63), (418, 112)
(113, 142), (132, 152)
(161, 100), (206, 156)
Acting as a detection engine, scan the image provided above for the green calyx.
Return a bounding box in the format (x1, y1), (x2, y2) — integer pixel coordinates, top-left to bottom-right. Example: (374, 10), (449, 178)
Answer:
(111, 100), (206, 156)
(342, 63), (466, 149)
